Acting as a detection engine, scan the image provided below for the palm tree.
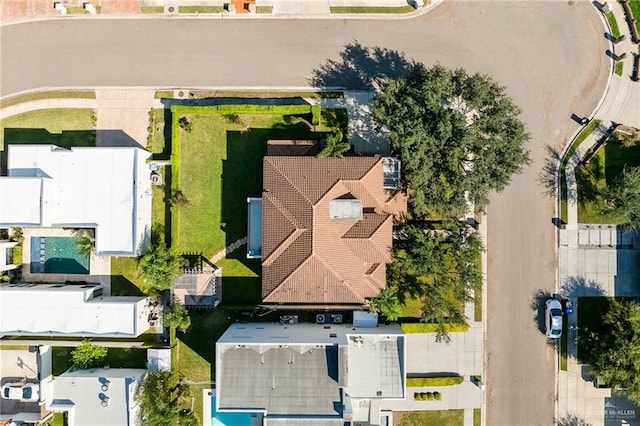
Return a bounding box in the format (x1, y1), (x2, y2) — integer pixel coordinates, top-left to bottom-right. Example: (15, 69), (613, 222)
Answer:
(75, 230), (95, 257)
(317, 130), (351, 158)
(370, 287), (402, 322)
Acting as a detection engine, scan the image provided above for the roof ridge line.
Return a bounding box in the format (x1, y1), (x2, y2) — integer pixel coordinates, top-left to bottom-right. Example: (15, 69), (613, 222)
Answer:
(312, 254), (364, 303)
(262, 228), (306, 267)
(263, 190), (304, 230)
(266, 157), (313, 206)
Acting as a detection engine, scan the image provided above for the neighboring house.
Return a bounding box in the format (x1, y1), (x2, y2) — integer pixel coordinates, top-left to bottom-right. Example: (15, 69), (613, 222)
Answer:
(257, 156), (405, 304)
(0, 283), (150, 338)
(215, 321), (405, 425)
(43, 368), (145, 426)
(0, 145), (153, 257)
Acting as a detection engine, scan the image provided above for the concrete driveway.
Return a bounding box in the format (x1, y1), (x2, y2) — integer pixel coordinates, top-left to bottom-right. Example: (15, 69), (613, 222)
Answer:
(0, 2), (609, 424)
(0, 348), (40, 418)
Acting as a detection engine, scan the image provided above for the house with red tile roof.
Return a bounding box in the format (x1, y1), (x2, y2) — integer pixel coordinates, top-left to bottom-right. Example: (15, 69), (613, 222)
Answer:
(259, 156), (405, 305)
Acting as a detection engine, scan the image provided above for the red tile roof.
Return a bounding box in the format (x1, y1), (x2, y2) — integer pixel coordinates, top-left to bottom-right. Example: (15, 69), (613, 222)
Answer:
(262, 156), (405, 304)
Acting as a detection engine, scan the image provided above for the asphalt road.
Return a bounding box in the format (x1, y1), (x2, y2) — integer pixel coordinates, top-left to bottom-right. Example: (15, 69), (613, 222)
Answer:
(0, 2), (609, 424)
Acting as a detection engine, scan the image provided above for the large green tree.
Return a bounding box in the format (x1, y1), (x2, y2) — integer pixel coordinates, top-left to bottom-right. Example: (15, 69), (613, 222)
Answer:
(601, 165), (640, 231)
(390, 219), (483, 342)
(583, 299), (640, 403)
(163, 302), (191, 332)
(369, 287), (402, 322)
(373, 64), (530, 219)
(138, 243), (183, 296)
(71, 340), (108, 370)
(135, 371), (195, 426)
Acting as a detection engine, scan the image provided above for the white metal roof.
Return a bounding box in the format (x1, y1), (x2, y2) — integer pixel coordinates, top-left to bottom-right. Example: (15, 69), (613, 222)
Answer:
(0, 177), (43, 225)
(50, 368), (145, 426)
(0, 145), (152, 256)
(0, 284), (148, 337)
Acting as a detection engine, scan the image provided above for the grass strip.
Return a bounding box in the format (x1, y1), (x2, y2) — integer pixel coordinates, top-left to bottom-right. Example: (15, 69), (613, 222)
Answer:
(154, 91), (174, 99)
(401, 323), (469, 333)
(393, 410), (464, 425)
(141, 6), (164, 13)
(330, 6), (415, 13)
(474, 409), (481, 426)
(560, 319), (568, 371)
(65, 5), (101, 13)
(615, 61), (624, 76)
(629, 0), (640, 33)
(606, 11), (621, 38)
(0, 91), (95, 109)
(179, 5), (225, 13)
(559, 119), (602, 223)
(406, 376), (464, 387)
(257, 6), (273, 13)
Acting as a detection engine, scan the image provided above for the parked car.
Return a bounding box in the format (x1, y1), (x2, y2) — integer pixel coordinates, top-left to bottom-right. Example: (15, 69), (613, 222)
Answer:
(545, 298), (563, 339)
(1, 382), (40, 402)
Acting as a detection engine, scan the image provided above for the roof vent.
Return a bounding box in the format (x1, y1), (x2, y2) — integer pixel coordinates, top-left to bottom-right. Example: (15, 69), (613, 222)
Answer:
(100, 396), (110, 407)
(329, 199), (362, 220)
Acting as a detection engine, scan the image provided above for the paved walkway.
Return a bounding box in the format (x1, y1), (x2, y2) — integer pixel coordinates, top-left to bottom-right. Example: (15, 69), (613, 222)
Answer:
(0, 98), (96, 120)
(209, 236), (248, 263)
(558, 2), (640, 424)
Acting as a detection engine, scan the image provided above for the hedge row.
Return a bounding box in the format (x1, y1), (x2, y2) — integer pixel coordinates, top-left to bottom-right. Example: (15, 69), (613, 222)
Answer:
(169, 111), (182, 248)
(413, 391), (442, 401)
(406, 376), (464, 387)
(169, 104), (320, 125)
(400, 323), (470, 334)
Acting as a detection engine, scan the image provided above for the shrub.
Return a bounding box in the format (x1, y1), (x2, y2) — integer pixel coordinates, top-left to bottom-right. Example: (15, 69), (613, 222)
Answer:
(434, 391), (441, 400)
(406, 376), (464, 387)
(427, 392), (434, 400)
(413, 392), (420, 400)
(71, 340), (108, 369)
(401, 323), (470, 334)
(178, 116), (192, 133)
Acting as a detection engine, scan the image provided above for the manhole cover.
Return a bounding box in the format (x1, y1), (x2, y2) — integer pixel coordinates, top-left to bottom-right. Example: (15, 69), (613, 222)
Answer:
(178, 91), (184, 97)
(168, 6), (175, 12)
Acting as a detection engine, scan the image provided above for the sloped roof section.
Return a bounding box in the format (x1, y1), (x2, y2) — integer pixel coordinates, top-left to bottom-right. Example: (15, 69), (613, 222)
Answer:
(262, 156), (404, 304)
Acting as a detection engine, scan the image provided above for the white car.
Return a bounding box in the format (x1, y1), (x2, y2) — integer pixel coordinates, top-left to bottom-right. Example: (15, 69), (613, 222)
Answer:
(545, 299), (564, 339)
(1, 382), (40, 402)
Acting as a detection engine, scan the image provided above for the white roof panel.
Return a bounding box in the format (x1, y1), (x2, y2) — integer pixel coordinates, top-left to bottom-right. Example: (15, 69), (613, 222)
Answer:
(0, 145), (152, 256)
(0, 284), (147, 337)
(0, 178), (42, 225)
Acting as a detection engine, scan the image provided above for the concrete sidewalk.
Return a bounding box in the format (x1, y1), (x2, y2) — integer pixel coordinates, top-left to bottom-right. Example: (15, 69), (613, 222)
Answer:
(558, 2), (640, 424)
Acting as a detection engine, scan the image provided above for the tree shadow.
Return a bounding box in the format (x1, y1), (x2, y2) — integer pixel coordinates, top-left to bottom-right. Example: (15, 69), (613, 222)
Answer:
(556, 412), (592, 426)
(309, 41), (415, 90)
(560, 275), (605, 300)
(2, 128), (96, 173)
(537, 144), (562, 199)
(575, 154), (606, 207)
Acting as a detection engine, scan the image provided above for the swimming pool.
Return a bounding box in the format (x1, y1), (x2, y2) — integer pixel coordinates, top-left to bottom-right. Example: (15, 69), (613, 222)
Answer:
(210, 397), (256, 426)
(30, 237), (90, 274)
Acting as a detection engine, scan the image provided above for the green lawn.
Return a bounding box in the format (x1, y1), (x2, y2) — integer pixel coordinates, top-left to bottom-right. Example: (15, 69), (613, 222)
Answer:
(1, 109), (95, 169)
(615, 61), (624, 76)
(179, 5), (225, 12)
(560, 119), (602, 223)
(630, 0), (640, 32)
(399, 292), (424, 319)
(48, 412), (66, 426)
(394, 410), (464, 426)
(110, 257), (146, 296)
(560, 319), (568, 371)
(331, 6), (415, 13)
(606, 11), (621, 38)
(175, 113), (324, 258)
(51, 346), (147, 376)
(474, 409), (481, 426)
(577, 138), (640, 224)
